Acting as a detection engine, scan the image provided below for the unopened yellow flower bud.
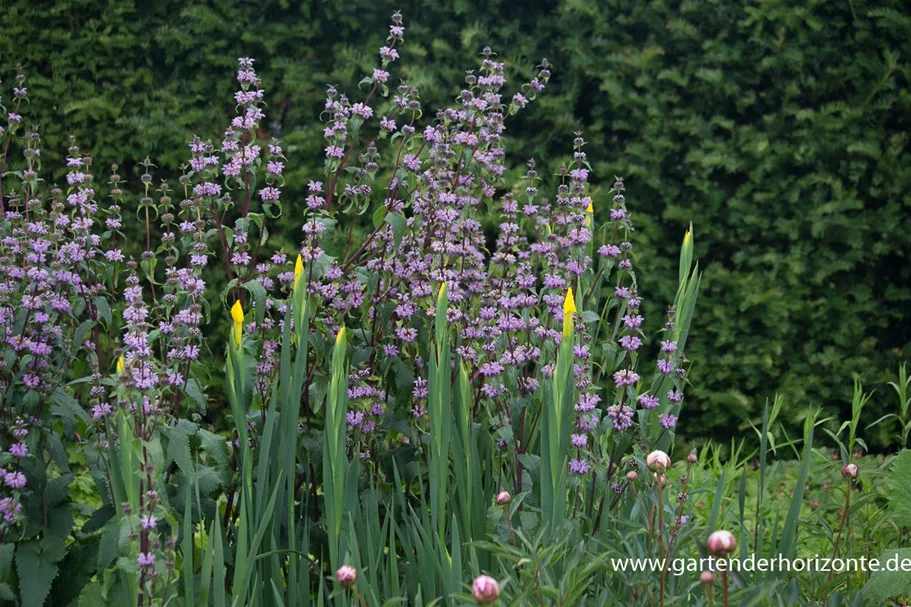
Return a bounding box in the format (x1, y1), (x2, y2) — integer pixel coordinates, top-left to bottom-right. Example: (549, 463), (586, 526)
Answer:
(293, 254), (304, 289)
(562, 288), (576, 338)
(231, 300), (244, 346)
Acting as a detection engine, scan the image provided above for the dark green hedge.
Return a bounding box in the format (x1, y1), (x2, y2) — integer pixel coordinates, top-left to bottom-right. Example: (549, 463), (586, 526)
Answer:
(554, 0), (911, 445)
(2, 0), (909, 446)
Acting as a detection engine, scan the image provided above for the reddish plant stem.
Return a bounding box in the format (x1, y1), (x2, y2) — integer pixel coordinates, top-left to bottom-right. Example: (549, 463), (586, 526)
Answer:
(722, 569), (730, 607)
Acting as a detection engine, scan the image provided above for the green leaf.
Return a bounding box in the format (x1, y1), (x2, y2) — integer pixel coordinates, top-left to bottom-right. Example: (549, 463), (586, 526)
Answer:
(184, 378), (208, 413)
(182, 489), (193, 604)
(93, 296), (112, 326)
(519, 511), (538, 532)
(198, 428), (230, 468)
(0, 543), (14, 580)
(887, 450), (911, 528)
(372, 205), (387, 228)
(308, 374), (329, 415)
(48, 541), (99, 607)
(77, 582), (104, 607)
(140, 257), (160, 285)
(97, 517), (120, 570)
(72, 320), (96, 351)
(0, 583), (14, 601)
(82, 504), (115, 535)
(163, 422), (195, 480)
(864, 548), (911, 602)
(384, 212), (406, 252)
(243, 279), (268, 327)
(780, 411), (816, 559)
(195, 466), (225, 494)
(580, 310), (600, 323)
(51, 388), (92, 427)
(16, 539), (64, 607)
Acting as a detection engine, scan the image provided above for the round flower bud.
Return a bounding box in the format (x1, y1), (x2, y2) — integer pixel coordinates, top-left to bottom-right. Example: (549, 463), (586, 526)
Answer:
(707, 530), (736, 556)
(842, 463), (858, 479)
(646, 450), (671, 472)
(699, 570), (714, 584)
(626, 471), (638, 482)
(335, 565), (357, 587)
(687, 453), (698, 464)
(495, 491), (511, 505)
(472, 575), (500, 604)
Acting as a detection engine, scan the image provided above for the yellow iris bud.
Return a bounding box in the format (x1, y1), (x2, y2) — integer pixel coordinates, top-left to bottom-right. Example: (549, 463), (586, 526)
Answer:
(231, 300), (244, 346)
(563, 288), (576, 338)
(293, 254), (304, 290)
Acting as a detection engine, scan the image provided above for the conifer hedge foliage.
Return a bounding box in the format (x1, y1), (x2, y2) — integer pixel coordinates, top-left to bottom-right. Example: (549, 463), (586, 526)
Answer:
(1, 0), (909, 445)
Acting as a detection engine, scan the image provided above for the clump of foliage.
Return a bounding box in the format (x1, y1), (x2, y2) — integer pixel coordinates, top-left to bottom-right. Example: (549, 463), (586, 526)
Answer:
(1, 0), (910, 445)
(0, 12), (909, 607)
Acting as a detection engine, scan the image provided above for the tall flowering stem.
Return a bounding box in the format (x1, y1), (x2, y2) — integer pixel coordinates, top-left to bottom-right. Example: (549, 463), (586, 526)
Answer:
(225, 298), (253, 539)
(541, 288), (577, 532)
(279, 253), (310, 594)
(323, 326), (350, 572)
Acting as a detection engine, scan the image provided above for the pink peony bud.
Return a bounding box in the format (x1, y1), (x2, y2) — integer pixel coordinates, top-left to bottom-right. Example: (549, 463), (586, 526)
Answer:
(336, 565), (357, 587)
(707, 530), (736, 556)
(472, 574), (500, 604)
(842, 463), (858, 479)
(699, 570), (714, 584)
(626, 470), (638, 482)
(646, 450), (671, 472)
(687, 453), (698, 464)
(496, 491), (511, 505)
